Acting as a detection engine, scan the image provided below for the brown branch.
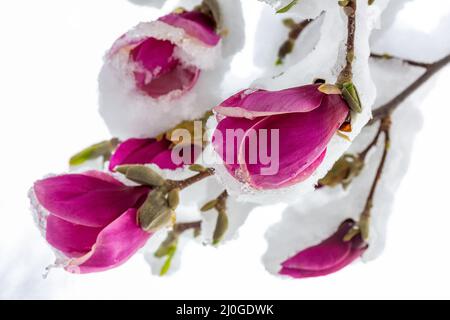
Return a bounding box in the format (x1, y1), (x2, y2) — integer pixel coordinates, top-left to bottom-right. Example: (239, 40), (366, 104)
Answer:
(337, 0), (357, 85)
(358, 122), (383, 160)
(174, 221), (202, 234)
(167, 168), (215, 190)
(276, 18), (313, 65)
(372, 53), (450, 121)
(359, 116), (392, 240)
(370, 53), (431, 69)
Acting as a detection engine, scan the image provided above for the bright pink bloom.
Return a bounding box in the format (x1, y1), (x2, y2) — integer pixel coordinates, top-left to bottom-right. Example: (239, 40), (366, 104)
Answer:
(108, 138), (201, 171)
(280, 220), (367, 279)
(213, 85), (349, 189)
(109, 138), (177, 171)
(32, 171), (152, 274)
(111, 11), (219, 98)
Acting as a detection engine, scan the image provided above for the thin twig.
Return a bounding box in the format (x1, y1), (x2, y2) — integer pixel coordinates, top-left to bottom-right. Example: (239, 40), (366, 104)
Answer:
(370, 53), (432, 69)
(337, 0), (357, 85)
(277, 19), (313, 64)
(372, 53), (450, 122)
(365, 117), (391, 208)
(358, 122), (383, 160)
(167, 168), (215, 190)
(359, 116), (392, 240)
(174, 221), (202, 234)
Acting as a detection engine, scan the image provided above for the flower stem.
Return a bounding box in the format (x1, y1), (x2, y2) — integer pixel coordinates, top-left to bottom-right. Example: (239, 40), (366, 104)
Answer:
(358, 122), (383, 161)
(167, 168), (215, 190)
(372, 53), (450, 121)
(336, 0), (357, 85)
(276, 18), (313, 65)
(359, 116), (392, 240)
(174, 221), (202, 234)
(370, 53), (432, 69)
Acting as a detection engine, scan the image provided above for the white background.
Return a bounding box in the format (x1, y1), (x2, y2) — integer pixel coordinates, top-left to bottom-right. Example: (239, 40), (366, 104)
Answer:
(0, 0), (450, 299)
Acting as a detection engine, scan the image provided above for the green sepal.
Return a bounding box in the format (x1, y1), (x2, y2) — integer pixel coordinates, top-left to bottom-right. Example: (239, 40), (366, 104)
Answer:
(341, 82), (363, 113)
(69, 138), (118, 166)
(276, 0), (299, 13)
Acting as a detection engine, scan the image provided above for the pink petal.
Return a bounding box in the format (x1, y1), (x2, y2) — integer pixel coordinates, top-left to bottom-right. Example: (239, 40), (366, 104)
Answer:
(281, 221), (354, 271)
(130, 37), (201, 98)
(46, 214), (102, 258)
(34, 173), (150, 228)
(249, 150), (327, 189)
(213, 116), (267, 177)
(130, 38), (176, 74)
(82, 170), (124, 186)
(279, 246), (364, 279)
(214, 94), (348, 189)
(109, 138), (172, 171)
(214, 85), (326, 119)
(159, 12), (220, 46)
(65, 209), (152, 274)
(279, 220), (367, 279)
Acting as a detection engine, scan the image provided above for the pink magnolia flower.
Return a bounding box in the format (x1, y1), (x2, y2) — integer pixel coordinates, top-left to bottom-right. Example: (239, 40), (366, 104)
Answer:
(280, 220), (367, 279)
(99, 9), (223, 139)
(212, 84), (349, 189)
(108, 138), (201, 171)
(31, 171), (152, 274)
(124, 12), (219, 98)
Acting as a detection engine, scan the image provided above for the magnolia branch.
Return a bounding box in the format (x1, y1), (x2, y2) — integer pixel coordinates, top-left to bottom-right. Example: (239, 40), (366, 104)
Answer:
(174, 221), (202, 234)
(358, 122), (383, 161)
(371, 53), (450, 121)
(359, 116), (392, 240)
(370, 53), (431, 69)
(167, 167), (215, 190)
(277, 18), (313, 65)
(337, 0), (357, 85)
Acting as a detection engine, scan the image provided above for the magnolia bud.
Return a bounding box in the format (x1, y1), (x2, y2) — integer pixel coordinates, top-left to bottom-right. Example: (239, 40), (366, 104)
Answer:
(69, 138), (119, 166)
(201, 199), (218, 212)
(359, 210), (371, 241)
(213, 210), (229, 245)
(168, 188), (180, 210)
(138, 189), (173, 232)
(189, 164), (208, 173)
(116, 165), (165, 187)
(319, 154), (364, 189)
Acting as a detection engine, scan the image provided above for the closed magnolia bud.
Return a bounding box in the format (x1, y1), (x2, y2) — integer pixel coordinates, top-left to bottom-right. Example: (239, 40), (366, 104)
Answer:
(213, 210), (229, 245)
(201, 199), (218, 212)
(138, 190), (173, 232)
(141, 207), (173, 233)
(359, 210), (371, 241)
(189, 164), (208, 173)
(168, 188), (180, 210)
(280, 219), (368, 279)
(69, 138), (119, 166)
(116, 165), (165, 187)
(319, 154), (364, 189)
